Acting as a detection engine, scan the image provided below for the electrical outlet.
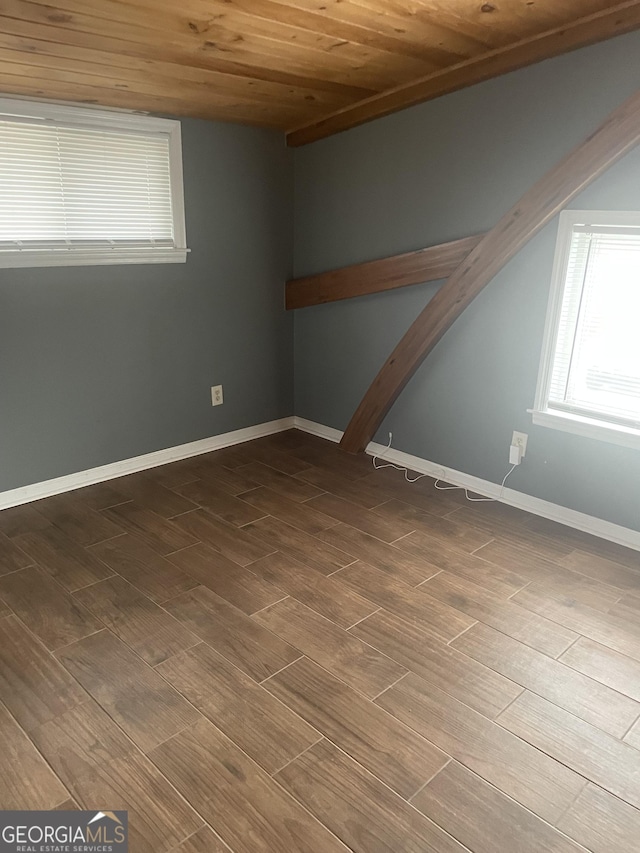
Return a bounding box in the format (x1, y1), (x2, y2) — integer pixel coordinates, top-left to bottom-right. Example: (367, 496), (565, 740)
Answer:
(211, 385), (223, 406)
(511, 430), (528, 458)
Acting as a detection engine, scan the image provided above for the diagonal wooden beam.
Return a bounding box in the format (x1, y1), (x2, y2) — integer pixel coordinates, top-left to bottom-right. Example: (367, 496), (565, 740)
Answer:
(285, 234), (484, 310)
(340, 88), (640, 453)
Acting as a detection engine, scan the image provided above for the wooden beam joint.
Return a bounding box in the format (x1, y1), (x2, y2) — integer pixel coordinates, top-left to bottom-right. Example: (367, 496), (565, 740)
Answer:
(286, 234), (484, 310)
(339, 88), (640, 453)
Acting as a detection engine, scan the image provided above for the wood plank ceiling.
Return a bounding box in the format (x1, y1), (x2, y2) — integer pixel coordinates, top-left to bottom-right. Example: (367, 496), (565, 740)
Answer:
(0, 0), (638, 144)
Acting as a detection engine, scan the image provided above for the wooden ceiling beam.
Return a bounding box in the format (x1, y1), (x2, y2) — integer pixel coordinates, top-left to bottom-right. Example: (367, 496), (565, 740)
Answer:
(287, 1), (640, 146)
(286, 234), (484, 310)
(0, 1), (636, 134)
(339, 87), (640, 453)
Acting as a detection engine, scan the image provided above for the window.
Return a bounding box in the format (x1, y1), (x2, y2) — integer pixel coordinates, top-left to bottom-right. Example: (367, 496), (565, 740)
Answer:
(0, 97), (187, 267)
(533, 210), (640, 449)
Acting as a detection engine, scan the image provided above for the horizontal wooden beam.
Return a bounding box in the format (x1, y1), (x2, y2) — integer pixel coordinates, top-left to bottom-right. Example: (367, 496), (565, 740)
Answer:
(285, 234), (484, 310)
(340, 87), (640, 453)
(287, 1), (640, 146)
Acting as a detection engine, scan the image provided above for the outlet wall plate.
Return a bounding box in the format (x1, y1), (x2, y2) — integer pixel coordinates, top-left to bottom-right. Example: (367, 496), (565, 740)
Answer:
(511, 430), (528, 457)
(211, 385), (224, 406)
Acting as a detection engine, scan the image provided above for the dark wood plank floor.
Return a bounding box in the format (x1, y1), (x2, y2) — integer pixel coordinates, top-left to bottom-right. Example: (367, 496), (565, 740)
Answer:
(1, 428), (640, 852)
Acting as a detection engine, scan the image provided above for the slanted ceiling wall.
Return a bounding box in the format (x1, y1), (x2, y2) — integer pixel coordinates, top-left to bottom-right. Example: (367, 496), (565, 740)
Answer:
(293, 30), (640, 532)
(0, 120), (293, 492)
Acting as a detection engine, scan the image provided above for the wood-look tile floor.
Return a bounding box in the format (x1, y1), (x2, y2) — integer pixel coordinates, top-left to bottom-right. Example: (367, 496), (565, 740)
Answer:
(1, 428), (640, 852)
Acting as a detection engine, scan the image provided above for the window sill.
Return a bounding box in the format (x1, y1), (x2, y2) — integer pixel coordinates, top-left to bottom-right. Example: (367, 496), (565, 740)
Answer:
(531, 408), (640, 450)
(0, 248), (188, 269)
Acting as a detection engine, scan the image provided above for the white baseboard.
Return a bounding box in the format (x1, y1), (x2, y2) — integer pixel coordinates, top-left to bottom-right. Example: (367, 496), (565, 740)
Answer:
(0, 417), (295, 511)
(2, 413), (637, 552)
(293, 417), (344, 444)
(294, 417), (640, 552)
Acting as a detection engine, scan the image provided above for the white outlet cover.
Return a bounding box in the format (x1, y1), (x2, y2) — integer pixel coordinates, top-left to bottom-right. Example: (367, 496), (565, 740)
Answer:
(211, 385), (224, 406)
(511, 430), (528, 457)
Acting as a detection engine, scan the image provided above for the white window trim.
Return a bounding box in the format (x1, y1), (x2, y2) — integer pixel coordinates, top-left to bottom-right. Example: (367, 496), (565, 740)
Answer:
(0, 246), (188, 269)
(531, 209), (640, 450)
(0, 96), (188, 268)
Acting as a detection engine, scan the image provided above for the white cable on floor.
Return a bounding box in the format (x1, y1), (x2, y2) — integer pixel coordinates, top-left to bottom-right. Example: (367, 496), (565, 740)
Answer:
(371, 433), (517, 503)
(372, 434), (428, 483)
(434, 463), (516, 502)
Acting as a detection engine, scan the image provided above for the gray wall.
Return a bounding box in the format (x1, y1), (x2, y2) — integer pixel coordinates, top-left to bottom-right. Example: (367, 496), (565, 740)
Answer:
(293, 32), (640, 531)
(0, 118), (293, 491)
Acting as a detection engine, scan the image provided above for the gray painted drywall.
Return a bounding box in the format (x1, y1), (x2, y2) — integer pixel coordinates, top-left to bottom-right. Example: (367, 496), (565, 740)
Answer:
(293, 31), (640, 530)
(0, 117), (293, 491)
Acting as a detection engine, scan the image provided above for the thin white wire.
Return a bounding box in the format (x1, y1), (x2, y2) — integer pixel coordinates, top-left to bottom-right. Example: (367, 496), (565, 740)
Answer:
(371, 434), (428, 483)
(434, 463), (517, 502)
(371, 434), (517, 503)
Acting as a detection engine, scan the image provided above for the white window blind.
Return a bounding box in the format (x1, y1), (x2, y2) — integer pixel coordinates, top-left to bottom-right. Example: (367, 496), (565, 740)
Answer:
(533, 211), (640, 449)
(0, 98), (187, 267)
